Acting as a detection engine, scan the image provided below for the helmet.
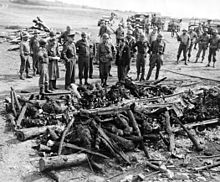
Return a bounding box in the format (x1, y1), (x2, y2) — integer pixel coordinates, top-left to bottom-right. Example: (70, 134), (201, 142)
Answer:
(182, 29), (187, 32)
(102, 33), (109, 39)
(157, 34), (163, 38)
(22, 32), (29, 38)
(140, 34), (145, 38)
(49, 31), (56, 37)
(81, 32), (87, 37)
(153, 27), (158, 30)
(39, 39), (47, 46)
(203, 28), (208, 32)
(212, 29), (217, 33)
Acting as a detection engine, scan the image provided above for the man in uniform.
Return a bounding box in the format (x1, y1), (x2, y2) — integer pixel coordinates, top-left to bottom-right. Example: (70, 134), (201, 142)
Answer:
(115, 23), (125, 45)
(62, 32), (77, 90)
(19, 32), (32, 80)
(75, 32), (90, 85)
(29, 30), (40, 76)
(146, 34), (166, 80)
(187, 27), (197, 62)
(38, 39), (52, 94)
(176, 29), (190, 65)
(59, 25), (71, 45)
(132, 34), (149, 81)
(207, 29), (220, 68)
(125, 30), (136, 75)
(96, 33), (116, 86)
(195, 28), (209, 63)
(98, 21), (108, 41)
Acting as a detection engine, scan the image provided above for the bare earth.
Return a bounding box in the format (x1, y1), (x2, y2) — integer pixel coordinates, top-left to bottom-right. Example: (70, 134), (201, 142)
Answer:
(0, 0), (220, 182)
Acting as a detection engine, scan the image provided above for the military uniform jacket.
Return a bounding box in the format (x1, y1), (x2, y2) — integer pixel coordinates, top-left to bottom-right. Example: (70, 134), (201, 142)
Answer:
(115, 27), (125, 39)
(149, 40), (166, 55)
(38, 47), (49, 64)
(196, 34), (210, 46)
(62, 42), (77, 61)
(97, 42), (116, 63)
(116, 44), (130, 66)
(20, 41), (30, 57)
(125, 36), (136, 49)
(209, 35), (220, 49)
(133, 41), (149, 54)
(75, 39), (90, 57)
(29, 37), (39, 54)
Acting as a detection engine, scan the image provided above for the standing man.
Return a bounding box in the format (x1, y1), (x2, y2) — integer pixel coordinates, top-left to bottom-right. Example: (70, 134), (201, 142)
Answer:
(98, 21), (108, 41)
(75, 32), (90, 85)
(125, 30), (136, 75)
(132, 34), (149, 81)
(96, 33), (116, 86)
(29, 30), (40, 76)
(19, 32), (32, 80)
(195, 28), (210, 63)
(47, 37), (60, 91)
(146, 34), (166, 80)
(115, 37), (130, 82)
(115, 23), (125, 45)
(38, 39), (52, 94)
(207, 29), (220, 68)
(176, 29), (190, 65)
(62, 32), (77, 90)
(144, 15), (150, 35)
(187, 27), (197, 62)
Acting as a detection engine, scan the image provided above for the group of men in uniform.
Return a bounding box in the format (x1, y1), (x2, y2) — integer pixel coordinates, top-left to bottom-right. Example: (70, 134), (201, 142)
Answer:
(176, 27), (220, 67)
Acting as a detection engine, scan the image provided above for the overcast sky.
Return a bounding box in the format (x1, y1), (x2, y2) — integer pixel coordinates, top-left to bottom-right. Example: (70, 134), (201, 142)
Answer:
(57, 0), (220, 19)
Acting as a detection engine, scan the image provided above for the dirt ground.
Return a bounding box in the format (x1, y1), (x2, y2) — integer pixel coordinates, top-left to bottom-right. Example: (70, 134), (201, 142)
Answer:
(1, 0), (220, 182)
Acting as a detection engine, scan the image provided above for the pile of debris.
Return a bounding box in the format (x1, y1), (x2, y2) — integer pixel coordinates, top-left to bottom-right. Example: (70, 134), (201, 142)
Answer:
(3, 79), (220, 181)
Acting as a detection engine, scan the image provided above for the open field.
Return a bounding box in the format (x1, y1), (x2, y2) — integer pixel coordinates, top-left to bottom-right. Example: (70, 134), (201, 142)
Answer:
(0, 0), (220, 181)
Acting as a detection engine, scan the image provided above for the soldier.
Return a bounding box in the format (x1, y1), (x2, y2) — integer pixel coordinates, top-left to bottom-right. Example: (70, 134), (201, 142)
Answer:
(19, 32), (32, 80)
(89, 42), (96, 79)
(176, 29), (190, 65)
(132, 34), (149, 81)
(38, 39), (52, 94)
(206, 29), (220, 68)
(29, 30), (40, 76)
(133, 24), (142, 41)
(96, 33), (116, 86)
(62, 32), (77, 90)
(149, 27), (158, 45)
(125, 30), (136, 75)
(144, 15), (150, 35)
(47, 37), (60, 91)
(127, 22), (134, 33)
(115, 37), (130, 82)
(98, 21), (108, 41)
(75, 32), (90, 85)
(195, 28), (210, 63)
(59, 25), (71, 45)
(187, 27), (197, 62)
(146, 34), (166, 80)
(115, 23), (125, 45)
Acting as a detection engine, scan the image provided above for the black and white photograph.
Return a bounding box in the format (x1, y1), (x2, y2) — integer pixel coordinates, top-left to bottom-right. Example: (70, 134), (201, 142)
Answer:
(0, 0), (220, 181)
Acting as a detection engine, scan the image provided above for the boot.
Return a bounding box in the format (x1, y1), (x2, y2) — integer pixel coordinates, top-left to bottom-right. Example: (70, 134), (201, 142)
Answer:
(49, 81), (54, 91)
(45, 84), (53, 93)
(26, 73), (33, 79)
(213, 62), (216, 68)
(79, 79), (82, 85)
(33, 71), (36, 76)
(20, 73), (25, 80)
(201, 58), (204, 63)
(39, 86), (44, 95)
(53, 80), (58, 89)
(195, 57), (198, 63)
(84, 79), (89, 85)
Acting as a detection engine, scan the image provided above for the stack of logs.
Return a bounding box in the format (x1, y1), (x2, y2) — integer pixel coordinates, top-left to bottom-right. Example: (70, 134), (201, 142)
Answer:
(4, 81), (220, 180)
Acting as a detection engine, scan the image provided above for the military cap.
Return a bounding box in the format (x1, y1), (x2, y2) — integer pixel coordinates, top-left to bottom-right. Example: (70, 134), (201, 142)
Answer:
(68, 31), (75, 37)
(81, 32), (87, 37)
(153, 26), (158, 30)
(49, 31), (56, 37)
(203, 28), (208, 32)
(182, 29), (187, 32)
(102, 33), (109, 39)
(39, 39), (47, 46)
(157, 34), (163, 38)
(22, 32), (29, 38)
(140, 34), (145, 38)
(135, 24), (140, 28)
